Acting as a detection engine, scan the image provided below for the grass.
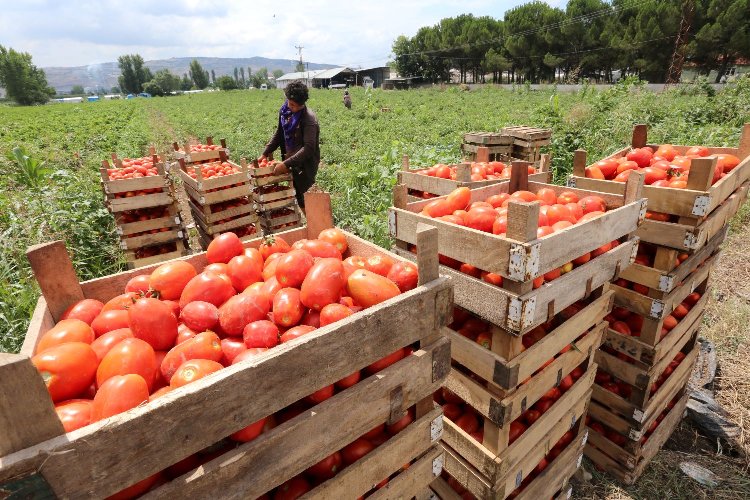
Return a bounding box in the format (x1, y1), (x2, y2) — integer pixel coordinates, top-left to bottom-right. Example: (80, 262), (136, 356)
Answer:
(1, 78), (750, 496)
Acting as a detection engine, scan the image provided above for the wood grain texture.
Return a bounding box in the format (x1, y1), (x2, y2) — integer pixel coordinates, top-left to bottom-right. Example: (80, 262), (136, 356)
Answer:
(26, 241), (84, 323)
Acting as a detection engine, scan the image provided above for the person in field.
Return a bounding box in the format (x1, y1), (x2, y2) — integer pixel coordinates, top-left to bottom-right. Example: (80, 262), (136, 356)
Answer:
(343, 90), (352, 109)
(260, 80), (320, 213)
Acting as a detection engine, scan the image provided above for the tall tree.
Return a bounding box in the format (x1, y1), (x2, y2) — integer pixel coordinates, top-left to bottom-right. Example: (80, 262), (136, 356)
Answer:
(273, 69), (284, 79)
(70, 85), (85, 95)
(504, 2), (566, 83)
(181, 73), (193, 91)
(240, 67), (246, 87)
(216, 75), (237, 90)
(189, 59), (209, 89)
(117, 54), (152, 94)
(233, 67), (239, 84)
(150, 69), (181, 94)
(0, 46), (55, 105)
(210, 69), (216, 83)
(253, 67), (269, 88)
(689, 0), (750, 82)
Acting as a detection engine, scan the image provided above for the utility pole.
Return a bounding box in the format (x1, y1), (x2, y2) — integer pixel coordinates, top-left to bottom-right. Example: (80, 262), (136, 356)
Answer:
(295, 45), (305, 73)
(665, 0), (695, 86)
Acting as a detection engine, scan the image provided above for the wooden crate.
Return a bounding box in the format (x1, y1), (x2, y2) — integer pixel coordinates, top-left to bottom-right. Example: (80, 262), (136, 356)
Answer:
(585, 386), (691, 484)
(441, 380), (590, 500)
(619, 225), (726, 294)
(398, 155), (551, 199)
(608, 256), (715, 347)
(171, 137), (228, 164)
(390, 167), (646, 305)
(2, 193), (452, 499)
(123, 239), (190, 270)
(569, 123), (750, 219)
(254, 186), (297, 205)
(100, 158), (174, 213)
(188, 196), (256, 228)
(590, 337), (698, 435)
(500, 126), (552, 143)
(394, 237), (634, 336)
(634, 182), (747, 252)
(177, 154), (252, 206)
(463, 132), (514, 146)
(259, 208), (304, 235)
(114, 204), (182, 237)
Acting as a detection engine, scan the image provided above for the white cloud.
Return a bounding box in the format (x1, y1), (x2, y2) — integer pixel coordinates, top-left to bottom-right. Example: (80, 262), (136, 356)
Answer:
(0, 0), (550, 68)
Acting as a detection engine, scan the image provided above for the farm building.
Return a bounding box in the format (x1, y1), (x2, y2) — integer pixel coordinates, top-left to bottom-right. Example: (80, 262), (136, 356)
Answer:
(276, 67), (356, 88)
(352, 66), (391, 88)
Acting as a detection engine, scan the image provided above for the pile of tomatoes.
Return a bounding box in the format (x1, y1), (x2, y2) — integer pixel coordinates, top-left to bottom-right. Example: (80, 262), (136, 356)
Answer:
(438, 383), (583, 499)
(417, 186), (617, 289)
(187, 144), (223, 153)
(584, 144), (741, 187)
(133, 241), (179, 259)
(255, 157), (283, 172)
(186, 161), (241, 180)
(588, 394), (681, 450)
(208, 197), (252, 214)
(606, 289), (702, 342)
(31, 229), (420, 497)
(124, 227), (171, 240)
(107, 156), (161, 181)
(410, 162), (538, 200)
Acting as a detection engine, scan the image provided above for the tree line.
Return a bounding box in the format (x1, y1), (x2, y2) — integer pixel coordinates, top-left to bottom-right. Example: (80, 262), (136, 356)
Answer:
(117, 56), (285, 96)
(391, 0), (750, 84)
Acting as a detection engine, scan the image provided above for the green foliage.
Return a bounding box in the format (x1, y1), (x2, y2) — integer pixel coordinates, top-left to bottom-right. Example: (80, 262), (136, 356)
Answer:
(6, 146), (51, 189)
(216, 76), (238, 91)
(70, 85), (85, 96)
(149, 69), (181, 95)
(117, 54), (152, 94)
(189, 59), (210, 89)
(0, 45), (55, 105)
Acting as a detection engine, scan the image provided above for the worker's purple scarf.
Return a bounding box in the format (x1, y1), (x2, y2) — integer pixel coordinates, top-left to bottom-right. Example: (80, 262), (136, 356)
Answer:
(280, 101), (303, 152)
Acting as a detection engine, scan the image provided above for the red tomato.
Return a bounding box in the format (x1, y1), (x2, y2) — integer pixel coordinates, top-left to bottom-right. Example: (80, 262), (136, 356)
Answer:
(92, 374), (149, 421)
(128, 298), (178, 350)
(319, 303), (354, 327)
(207, 232), (244, 264)
(306, 451), (343, 480)
(180, 301), (219, 332)
(585, 166), (605, 179)
(275, 249), (315, 288)
(294, 239), (342, 260)
(274, 476), (310, 500)
(220, 289), (272, 335)
(301, 308), (321, 327)
(61, 299), (104, 325)
(318, 228), (348, 254)
(97, 337), (157, 391)
(36, 319), (95, 354)
(149, 261), (197, 300)
(686, 146), (710, 157)
(227, 253), (264, 291)
(718, 153), (741, 173)
(672, 304), (689, 319)
(272, 288), (305, 327)
(107, 473), (162, 500)
(366, 348), (406, 374)
(260, 276), (283, 299)
(179, 271), (236, 309)
(205, 263), (230, 277)
(306, 384), (335, 404)
(91, 309), (130, 337)
(422, 199), (453, 218)
(230, 417), (267, 443)
(125, 275), (151, 295)
(442, 403), (463, 421)
(32, 342), (98, 402)
(365, 254), (396, 276)
(559, 374), (574, 392)
(509, 420), (527, 444)
(546, 204), (575, 225)
(627, 148), (652, 168)
(176, 323), (198, 344)
(347, 269), (401, 308)
(243, 320), (280, 348)
(593, 159), (619, 178)
(655, 144), (677, 162)
(579, 196), (607, 214)
(300, 258), (347, 310)
(486, 193), (510, 208)
(90, 328), (134, 361)
(386, 261), (419, 292)
(642, 167), (668, 185)
(232, 348), (269, 364)
(466, 206), (498, 232)
(342, 255), (367, 279)
(535, 188), (557, 206)
(55, 399), (93, 432)
(101, 292), (138, 312)
(220, 337), (247, 365)
(160, 331), (223, 381)
(280, 325), (317, 343)
(335, 370), (361, 389)
(492, 215), (508, 235)
(259, 236), (291, 260)
(611, 321), (632, 336)
(454, 412), (478, 434)
(341, 438), (375, 465)
(169, 359), (223, 388)
(445, 186), (471, 211)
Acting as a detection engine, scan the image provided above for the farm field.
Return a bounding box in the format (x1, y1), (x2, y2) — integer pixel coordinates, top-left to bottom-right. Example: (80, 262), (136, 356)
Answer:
(1, 79), (750, 498)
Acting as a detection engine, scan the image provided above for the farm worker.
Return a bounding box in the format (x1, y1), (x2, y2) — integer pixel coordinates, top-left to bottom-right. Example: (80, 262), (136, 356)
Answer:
(260, 80), (320, 214)
(343, 90), (352, 109)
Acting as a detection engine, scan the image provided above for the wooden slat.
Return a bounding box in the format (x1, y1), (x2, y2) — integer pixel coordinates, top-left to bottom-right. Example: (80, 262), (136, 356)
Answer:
(303, 191), (333, 240)
(369, 446), (443, 500)
(107, 192), (174, 213)
(26, 241), (84, 322)
(305, 408), (442, 499)
(515, 428), (585, 500)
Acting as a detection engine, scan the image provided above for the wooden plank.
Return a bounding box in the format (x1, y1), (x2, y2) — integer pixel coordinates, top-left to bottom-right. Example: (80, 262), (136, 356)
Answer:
(255, 187), (297, 203)
(107, 192), (174, 213)
(304, 191), (334, 239)
(119, 229), (184, 250)
(21, 298), (55, 356)
(116, 213), (181, 237)
(369, 446), (443, 500)
(632, 124), (648, 149)
(0, 354), (65, 456)
(430, 476), (463, 500)
(26, 241), (84, 322)
(188, 198), (254, 226)
(515, 429), (585, 500)
(2, 317), (450, 499)
(197, 214), (258, 236)
(705, 151), (750, 214)
(305, 408), (442, 499)
(441, 444), (494, 499)
(102, 175), (166, 195)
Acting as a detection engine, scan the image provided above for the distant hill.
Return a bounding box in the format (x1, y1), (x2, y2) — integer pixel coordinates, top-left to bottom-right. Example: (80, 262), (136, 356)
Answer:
(43, 56), (339, 93)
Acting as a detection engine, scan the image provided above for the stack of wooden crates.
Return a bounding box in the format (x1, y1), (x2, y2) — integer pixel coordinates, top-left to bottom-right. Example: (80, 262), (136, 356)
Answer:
(461, 132), (514, 163)
(502, 126), (552, 165)
(249, 160), (304, 235)
(389, 166), (647, 499)
(174, 141), (258, 248)
(568, 123), (750, 483)
(100, 150), (188, 269)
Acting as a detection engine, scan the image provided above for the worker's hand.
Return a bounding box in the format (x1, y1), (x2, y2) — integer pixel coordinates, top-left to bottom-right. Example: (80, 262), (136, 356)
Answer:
(273, 162), (289, 176)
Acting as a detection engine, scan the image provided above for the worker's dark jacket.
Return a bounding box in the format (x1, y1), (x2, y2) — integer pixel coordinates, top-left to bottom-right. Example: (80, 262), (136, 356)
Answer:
(262, 107), (320, 207)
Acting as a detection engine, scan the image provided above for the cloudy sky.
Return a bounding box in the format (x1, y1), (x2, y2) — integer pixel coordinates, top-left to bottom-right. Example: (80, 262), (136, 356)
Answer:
(0, 0), (564, 68)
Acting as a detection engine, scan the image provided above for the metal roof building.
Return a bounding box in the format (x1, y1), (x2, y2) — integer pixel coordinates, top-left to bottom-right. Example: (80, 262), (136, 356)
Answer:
(276, 67), (356, 88)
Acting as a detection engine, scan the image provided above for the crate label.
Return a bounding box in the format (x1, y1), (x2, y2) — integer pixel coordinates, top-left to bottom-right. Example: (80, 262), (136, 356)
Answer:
(431, 415), (443, 442)
(567, 177), (577, 188)
(526, 243), (540, 280)
(684, 232), (699, 249)
(508, 244), (527, 281)
(659, 275), (675, 292)
(515, 470), (523, 488)
(638, 200), (648, 221)
(650, 300), (665, 319)
(174, 216), (181, 225)
(632, 408), (645, 422)
(432, 454), (444, 476)
(691, 195), (710, 216)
